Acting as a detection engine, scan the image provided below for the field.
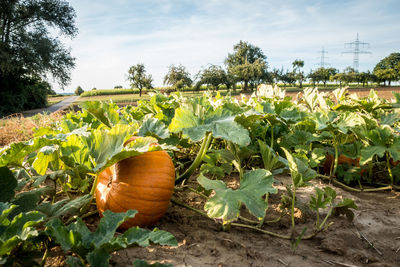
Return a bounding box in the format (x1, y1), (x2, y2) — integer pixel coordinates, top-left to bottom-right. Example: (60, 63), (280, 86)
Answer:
(1, 87), (400, 266)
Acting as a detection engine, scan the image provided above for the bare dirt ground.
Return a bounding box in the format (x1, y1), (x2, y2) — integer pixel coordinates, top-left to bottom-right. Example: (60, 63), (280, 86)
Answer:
(108, 175), (400, 267)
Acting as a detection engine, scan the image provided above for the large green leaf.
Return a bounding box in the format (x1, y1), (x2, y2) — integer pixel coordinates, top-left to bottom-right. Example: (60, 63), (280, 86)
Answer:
(138, 117), (170, 139)
(32, 145), (58, 175)
(86, 248), (111, 267)
(282, 148), (317, 188)
(169, 106), (250, 146)
(82, 124), (159, 173)
(0, 211), (45, 256)
(10, 187), (54, 218)
(0, 167), (17, 202)
(79, 101), (120, 128)
(198, 169), (277, 224)
(0, 136), (61, 167)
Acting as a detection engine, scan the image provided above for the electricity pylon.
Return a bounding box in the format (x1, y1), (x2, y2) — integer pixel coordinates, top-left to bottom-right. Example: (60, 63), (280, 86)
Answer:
(316, 47), (330, 68)
(342, 33), (371, 71)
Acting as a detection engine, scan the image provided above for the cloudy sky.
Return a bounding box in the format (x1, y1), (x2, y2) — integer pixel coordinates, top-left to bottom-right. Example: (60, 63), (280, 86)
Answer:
(55, 0), (400, 93)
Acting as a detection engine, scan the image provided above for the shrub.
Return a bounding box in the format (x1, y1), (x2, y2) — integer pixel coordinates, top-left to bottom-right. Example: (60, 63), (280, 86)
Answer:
(75, 86), (84, 95)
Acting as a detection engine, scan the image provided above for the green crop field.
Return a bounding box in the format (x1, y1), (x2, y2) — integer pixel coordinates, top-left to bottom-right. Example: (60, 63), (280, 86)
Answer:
(1, 88), (400, 266)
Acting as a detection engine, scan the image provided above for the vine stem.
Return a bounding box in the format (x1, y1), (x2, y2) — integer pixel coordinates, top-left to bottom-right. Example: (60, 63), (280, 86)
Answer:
(331, 142), (339, 178)
(317, 174), (392, 192)
(65, 209), (99, 225)
(183, 187), (284, 225)
(170, 198), (292, 239)
(291, 186), (296, 237)
(90, 174), (99, 196)
(386, 152), (394, 185)
(175, 132), (213, 185)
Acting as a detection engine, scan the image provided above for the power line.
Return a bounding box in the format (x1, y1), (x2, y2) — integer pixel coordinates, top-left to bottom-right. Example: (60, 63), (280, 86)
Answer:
(342, 33), (371, 71)
(316, 47), (330, 68)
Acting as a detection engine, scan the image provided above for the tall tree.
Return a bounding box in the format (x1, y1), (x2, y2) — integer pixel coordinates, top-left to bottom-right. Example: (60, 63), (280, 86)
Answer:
(225, 40), (268, 91)
(127, 64), (153, 97)
(0, 0), (77, 115)
(373, 53), (400, 86)
(292, 59), (305, 88)
(164, 64), (192, 91)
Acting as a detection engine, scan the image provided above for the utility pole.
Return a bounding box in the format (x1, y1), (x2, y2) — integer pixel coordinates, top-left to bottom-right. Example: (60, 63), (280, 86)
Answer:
(316, 47), (330, 68)
(342, 33), (371, 71)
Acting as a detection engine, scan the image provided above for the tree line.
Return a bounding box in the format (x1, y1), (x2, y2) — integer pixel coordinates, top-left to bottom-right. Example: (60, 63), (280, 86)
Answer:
(125, 44), (400, 96)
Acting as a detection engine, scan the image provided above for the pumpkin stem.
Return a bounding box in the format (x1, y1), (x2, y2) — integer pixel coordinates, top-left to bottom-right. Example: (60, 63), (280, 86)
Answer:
(90, 174), (100, 196)
(175, 132), (213, 185)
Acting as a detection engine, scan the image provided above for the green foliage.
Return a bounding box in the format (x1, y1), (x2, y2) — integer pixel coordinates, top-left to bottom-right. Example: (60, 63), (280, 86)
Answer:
(196, 64), (229, 91)
(0, 0), (77, 116)
(373, 52), (400, 85)
(164, 64), (192, 90)
(75, 86), (84, 96)
(225, 41), (268, 90)
(127, 63), (153, 97)
(198, 169), (277, 224)
(0, 88), (398, 262)
(46, 210), (177, 266)
(308, 67), (338, 86)
(80, 88), (141, 97)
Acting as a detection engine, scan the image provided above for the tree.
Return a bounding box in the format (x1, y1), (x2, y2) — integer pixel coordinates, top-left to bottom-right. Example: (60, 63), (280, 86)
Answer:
(75, 86), (84, 96)
(163, 64), (192, 91)
(196, 65), (228, 91)
(356, 71), (375, 87)
(308, 67), (337, 87)
(280, 69), (296, 87)
(373, 53), (400, 86)
(292, 59), (305, 88)
(127, 64), (153, 97)
(225, 40), (268, 91)
(0, 0), (77, 115)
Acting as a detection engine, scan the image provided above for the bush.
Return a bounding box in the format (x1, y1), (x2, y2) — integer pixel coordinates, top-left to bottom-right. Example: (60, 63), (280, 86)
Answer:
(75, 86), (84, 95)
(0, 75), (48, 117)
(114, 85), (123, 89)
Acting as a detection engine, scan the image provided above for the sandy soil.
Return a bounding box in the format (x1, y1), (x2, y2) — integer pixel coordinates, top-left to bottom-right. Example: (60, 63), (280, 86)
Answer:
(108, 175), (400, 267)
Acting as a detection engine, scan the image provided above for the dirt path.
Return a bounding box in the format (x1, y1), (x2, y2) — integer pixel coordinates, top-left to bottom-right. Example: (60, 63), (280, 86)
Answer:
(22, 96), (79, 117)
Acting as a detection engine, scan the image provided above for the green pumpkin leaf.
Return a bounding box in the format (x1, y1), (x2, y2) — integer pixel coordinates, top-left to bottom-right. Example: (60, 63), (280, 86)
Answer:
(198, 169), (277, 224)
(282, 148), (316, 188)
(0, 211), (45, 256)
(169, 107), (250, 146)
(66, 256), (84, 267)
(89, 209), (137, 248)
(0, 167), (17, 202)
(138, 117), (170, 139)
(86, 248), (111, 267)
(79, 101), (120, 128)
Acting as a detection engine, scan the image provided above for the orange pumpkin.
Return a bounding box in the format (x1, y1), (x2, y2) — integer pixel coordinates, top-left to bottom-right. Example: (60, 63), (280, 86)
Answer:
(323, 154), (360, 174)
(95, 138), (175, 228)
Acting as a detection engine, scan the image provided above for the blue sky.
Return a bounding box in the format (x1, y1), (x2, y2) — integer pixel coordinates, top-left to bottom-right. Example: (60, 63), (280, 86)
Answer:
(55, 0), (400, 93)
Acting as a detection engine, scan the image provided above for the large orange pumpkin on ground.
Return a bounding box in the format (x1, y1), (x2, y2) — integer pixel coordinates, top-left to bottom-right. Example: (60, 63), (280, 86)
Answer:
(95, 138), (175, 229)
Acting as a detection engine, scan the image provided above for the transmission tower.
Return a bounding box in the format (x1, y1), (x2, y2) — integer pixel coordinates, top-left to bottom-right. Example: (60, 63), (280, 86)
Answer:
(316, 47), (330, 68)
(342, 33), (371, 71)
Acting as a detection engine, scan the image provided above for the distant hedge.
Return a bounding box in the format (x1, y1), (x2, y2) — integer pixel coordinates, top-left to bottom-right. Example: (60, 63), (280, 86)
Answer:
(80, 88), (140, 97)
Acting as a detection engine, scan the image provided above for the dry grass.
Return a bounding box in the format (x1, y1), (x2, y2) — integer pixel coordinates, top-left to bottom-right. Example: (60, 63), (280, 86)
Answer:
(0, 112), (64, 147)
